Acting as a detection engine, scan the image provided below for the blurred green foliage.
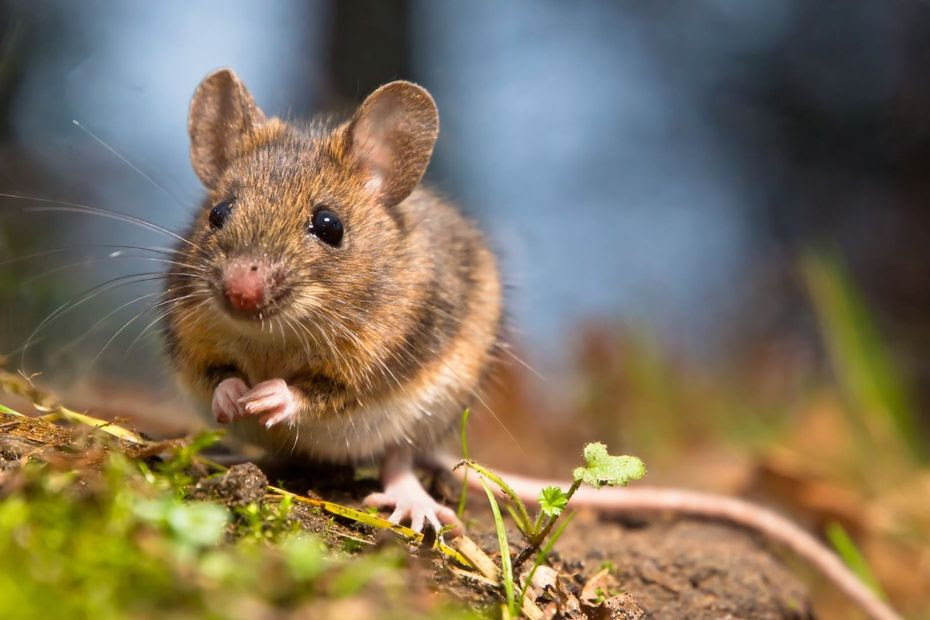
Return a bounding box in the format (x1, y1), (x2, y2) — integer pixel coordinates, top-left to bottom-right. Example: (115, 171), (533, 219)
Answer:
(0, 452), (476, 620)
(802, 249), (926, 465)
(825, 521), (886, 601)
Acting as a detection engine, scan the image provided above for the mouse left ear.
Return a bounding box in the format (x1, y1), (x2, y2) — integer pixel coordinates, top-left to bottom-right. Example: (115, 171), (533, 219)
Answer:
(344, 81), (439, 207)
(189, 69), (267, 189)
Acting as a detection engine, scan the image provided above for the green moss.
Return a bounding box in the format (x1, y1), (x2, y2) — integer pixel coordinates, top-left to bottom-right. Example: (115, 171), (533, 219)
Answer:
(0, 452), (476, 620)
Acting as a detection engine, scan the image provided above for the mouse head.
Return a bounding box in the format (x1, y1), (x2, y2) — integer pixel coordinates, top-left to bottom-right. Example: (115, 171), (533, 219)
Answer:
(182, 69), (438, 333)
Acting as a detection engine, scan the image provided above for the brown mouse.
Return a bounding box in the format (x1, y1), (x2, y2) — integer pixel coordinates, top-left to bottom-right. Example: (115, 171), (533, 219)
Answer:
(164, 69), (897, 620)
(165, 68), (501, 533)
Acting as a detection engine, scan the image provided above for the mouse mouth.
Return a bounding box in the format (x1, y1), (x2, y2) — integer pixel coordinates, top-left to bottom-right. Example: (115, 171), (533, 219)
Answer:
(217, 285), (293, 322)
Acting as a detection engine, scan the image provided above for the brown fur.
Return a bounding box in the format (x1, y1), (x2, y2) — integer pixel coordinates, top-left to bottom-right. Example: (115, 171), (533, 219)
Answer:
(164, 69), (501, 463)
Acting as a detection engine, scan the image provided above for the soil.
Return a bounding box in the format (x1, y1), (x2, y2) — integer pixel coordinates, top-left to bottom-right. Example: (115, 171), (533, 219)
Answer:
(574, 515), (812, 619)
(190, 461), (268, 507)
(253, 457), (815, 619)
(0, 411), (814, 619)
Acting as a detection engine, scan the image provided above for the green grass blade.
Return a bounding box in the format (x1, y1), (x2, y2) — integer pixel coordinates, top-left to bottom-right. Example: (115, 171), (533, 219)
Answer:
(457, 408), (471, 519)
(478, 476), (515, 615)
(462, 460), (532, 534)
(0, 403), (25, 417)
(802, 250), (926, 462)
(826, 521), (886, 600)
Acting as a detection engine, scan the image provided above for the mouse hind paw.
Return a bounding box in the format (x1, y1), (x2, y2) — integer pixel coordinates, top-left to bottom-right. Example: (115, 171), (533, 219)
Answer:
(364, 481), (461, 536)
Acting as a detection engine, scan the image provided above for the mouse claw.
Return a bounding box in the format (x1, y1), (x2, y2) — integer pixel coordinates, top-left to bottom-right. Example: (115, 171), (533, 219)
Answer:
(212, 377), (249, 424)
(237, 378), (300, 428)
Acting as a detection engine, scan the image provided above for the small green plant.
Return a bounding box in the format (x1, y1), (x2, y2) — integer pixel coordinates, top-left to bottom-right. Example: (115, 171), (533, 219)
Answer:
(460, 442), (646, 616)
(233, 495), (300, 542)
(456, 407), (471, 519)
(152, 430), (224, 493)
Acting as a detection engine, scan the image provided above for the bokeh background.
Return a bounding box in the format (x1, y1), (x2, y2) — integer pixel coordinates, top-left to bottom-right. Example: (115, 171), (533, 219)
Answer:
(0, 1), (928, 616)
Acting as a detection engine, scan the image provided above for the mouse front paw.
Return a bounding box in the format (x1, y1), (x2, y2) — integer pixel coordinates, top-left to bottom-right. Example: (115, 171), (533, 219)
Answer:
(364, 473), (461, 535)
(212, 377), (249, 423)
(237, 378), (301, 428)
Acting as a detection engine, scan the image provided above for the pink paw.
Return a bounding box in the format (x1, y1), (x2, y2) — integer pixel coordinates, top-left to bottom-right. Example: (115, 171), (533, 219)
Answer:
(212, 377), (248, 424)
(364, 474), (461, 535)
(237, 378), (300, 428)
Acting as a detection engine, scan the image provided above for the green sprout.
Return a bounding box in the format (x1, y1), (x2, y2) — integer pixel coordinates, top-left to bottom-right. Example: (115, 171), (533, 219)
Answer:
(463, 441), (645, 616)
(538, 486), (568, 517)
(573, 442), (647, 489)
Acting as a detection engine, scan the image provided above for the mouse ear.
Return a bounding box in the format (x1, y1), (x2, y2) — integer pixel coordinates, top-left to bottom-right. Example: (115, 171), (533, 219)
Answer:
(344, 81), (439, 206)
(188, 69), (266, 189)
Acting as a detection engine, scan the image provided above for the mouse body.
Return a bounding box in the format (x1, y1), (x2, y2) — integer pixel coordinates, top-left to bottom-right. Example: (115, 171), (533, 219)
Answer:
(164, 69), (500, 530)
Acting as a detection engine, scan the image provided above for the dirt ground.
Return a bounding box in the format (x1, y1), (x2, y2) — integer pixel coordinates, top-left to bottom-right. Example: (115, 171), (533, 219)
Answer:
(0, 389), (815, 619)
(238, 457), (814, 619)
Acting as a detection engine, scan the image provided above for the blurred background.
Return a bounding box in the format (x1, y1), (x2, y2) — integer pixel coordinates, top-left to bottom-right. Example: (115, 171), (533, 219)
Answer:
(0, 1), (928, 616)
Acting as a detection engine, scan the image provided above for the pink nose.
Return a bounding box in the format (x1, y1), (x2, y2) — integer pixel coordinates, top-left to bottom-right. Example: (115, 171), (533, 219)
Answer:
(223, 261), (266, 314)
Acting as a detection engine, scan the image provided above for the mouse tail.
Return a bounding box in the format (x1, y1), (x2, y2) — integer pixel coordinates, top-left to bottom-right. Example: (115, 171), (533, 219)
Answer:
(429, 453), (900, 620)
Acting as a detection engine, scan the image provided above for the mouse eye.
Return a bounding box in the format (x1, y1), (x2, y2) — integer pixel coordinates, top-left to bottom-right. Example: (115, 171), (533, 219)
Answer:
(209, 199), (234, 229)
(308, 207), (343, 247)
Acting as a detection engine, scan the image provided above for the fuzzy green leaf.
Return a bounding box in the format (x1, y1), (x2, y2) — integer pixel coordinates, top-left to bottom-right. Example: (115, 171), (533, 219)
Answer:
(538, 486), (569, 517)
(167, 502), (229, 547)
(572, 442), (646, 489)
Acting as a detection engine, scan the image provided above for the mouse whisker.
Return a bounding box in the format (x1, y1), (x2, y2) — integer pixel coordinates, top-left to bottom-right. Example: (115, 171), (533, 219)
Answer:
(297, 310), (372, 390)
(0, 193), (201, 251)
(71, 119), (188, 213)
(57, 290), (164, 356)
(165, 294), (212, 333)
(19, 254), (207, 287)
(19, 271), (185, 372)
(272, 315), (286, 346)
(281, 315), (315, 366)
(87, 290), (200, 372)
(298, 310), (361, 387)
(0, 243), (183, 268)
(494, 342), (546, 382)
(125, 290), (209, 355)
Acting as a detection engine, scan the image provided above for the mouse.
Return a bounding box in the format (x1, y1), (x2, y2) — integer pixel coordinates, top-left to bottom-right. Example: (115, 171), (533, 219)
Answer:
(163, 69), (897, 620)
(165, 68), (501, 534)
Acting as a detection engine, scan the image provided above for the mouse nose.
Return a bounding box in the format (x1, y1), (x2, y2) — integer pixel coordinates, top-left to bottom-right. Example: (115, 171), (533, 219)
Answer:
(223, 260), (267, 314)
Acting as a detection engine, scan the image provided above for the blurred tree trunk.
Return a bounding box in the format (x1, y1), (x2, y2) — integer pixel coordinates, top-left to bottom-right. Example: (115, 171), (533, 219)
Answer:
(326, 0), (411, 104)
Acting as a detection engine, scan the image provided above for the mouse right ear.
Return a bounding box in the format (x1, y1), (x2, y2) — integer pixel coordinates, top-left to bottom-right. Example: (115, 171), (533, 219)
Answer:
(188, 69), (267, 189)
